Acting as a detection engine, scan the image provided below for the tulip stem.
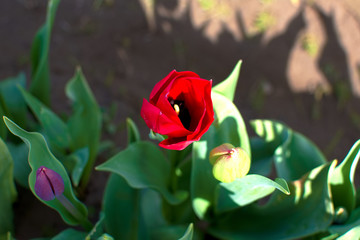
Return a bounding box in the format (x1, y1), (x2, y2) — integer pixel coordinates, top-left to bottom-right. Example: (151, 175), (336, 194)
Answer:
(57, 194), (93, 231)
(168, 147), (192, 193)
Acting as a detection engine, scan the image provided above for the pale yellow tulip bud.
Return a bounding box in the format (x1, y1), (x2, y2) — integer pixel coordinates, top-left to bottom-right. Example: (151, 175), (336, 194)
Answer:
(209, 143), (251, 183)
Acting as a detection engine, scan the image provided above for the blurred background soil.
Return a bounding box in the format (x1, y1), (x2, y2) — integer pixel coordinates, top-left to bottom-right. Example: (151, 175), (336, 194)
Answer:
(2, 0), (360, 238)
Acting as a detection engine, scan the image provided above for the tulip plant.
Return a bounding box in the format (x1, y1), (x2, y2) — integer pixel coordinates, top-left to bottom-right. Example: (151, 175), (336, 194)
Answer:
(1, 1), (360, 240)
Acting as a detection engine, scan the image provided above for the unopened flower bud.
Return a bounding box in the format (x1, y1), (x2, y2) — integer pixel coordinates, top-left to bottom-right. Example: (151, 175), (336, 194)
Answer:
(209, 143), (250, 183)
(35, 166), (64, 201)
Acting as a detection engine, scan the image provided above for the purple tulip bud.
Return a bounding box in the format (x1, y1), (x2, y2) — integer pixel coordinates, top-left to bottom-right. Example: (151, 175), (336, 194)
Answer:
(35, 166), (64, 201)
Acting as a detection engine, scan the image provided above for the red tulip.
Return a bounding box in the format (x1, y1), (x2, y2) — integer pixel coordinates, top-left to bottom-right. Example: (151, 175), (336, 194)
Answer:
(35, 166), (64, 201)
(141, 70), (214, 150)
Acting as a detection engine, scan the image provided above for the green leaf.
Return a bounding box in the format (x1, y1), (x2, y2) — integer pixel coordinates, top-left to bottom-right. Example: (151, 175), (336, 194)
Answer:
(179, 223), (194, 240)
(215, 175), (290, 213)
(0, 138), (17, 236)
(96, 141), (186, 205)
(140, 190), (167, 239)
(211, 92), (250, 156)
(102, 174), (138, 240)
(66, 67), (102, 188)
(209, 162), (335, 240)
(336, 225), (360, 240)
(20, 87), (70, 151)
(0, 72), (27, 130)
(51, 229), (87, 240)
(96, 234), (114, 240)
(6, 142), (30, 188)
(250, 119), (288, 151)
(191, 140), (217, 220)
(276, 132), (328, 180)
(3, 117), (90, 228)
(150, 224), (193, 240)
(29, 0), (60, 105)
(330, 140), (360, 214)
(86, 213), (105, 240)
(251, 119), (327, 181)
(249, 137), (273, 176)
(213, 60), (242, 102)
(126, 117), (141, 144)
(62, 148), (89, 187)
(102, 119), (143, 239)
(191, 91), (250, 219)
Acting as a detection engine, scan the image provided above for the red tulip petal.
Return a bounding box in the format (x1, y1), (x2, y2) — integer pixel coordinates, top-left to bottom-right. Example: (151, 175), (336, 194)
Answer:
(141, 99), (190, 136)
(149, 70), (200, 103)
(188, 80), (214, 139)
(159, 137), (194, 150)
(142, 70), (214, 150)
(155, 91), (185, 128)
(149, 70), (176, 102)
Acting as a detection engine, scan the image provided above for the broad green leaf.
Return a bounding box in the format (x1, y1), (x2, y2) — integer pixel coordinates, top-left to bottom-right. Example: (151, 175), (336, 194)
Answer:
(51, 229), (87, 240)
(62, 148), (89, 187)
(250, 119), (287, 144)
(140, 190), (167, 239)
(29, 0), (60, 105)
(126, 117), (140, 144)
(20, 87), (70, 151)
(330, 140), (360, 214)
(213, 60), (242, 102)
(251, 119), (327, 181)
(96, 141), (186, 205)
(102, 174), (138, 240)
(215, 175), (289, 213)
(275, 132), (327, 180)
(191, 91), (250, 219)
(301, 232), (338, 240)
(179, 223), (194, 240)
(0, 72), (27, 130)
(336, 225), (360, 240)
(96, 234), (114, 240)
(209, 162), (335, 240)
(191, 140), (218, 219)
(150, 224), (193, 240)
(3, 117), (90, 228)
(250, 119), (288, 155)
(249, 137), (273, 176)
(102, 119), (143, 240)
(86, 213), (105, 240)
(211, 92), (250, 157)
(0, 138), (17, 236)
(6, 142), (30, 188)
(163, 155), (194, 225)
(66, 67), (101, 188)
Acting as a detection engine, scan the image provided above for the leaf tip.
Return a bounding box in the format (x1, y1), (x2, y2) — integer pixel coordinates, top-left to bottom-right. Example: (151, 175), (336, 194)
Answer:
(3, 116), (12, 126)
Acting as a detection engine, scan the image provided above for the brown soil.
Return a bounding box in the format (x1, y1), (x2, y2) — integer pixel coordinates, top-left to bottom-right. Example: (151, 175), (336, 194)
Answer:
(2, 0), (360, 238)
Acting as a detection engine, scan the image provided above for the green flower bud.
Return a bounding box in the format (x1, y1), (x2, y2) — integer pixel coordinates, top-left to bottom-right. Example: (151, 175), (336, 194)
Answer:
(209, 143), (251, 183)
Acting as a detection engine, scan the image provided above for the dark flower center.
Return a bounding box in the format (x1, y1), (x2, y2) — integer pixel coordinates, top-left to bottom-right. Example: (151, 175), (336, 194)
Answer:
(169, 98), (191, 130)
